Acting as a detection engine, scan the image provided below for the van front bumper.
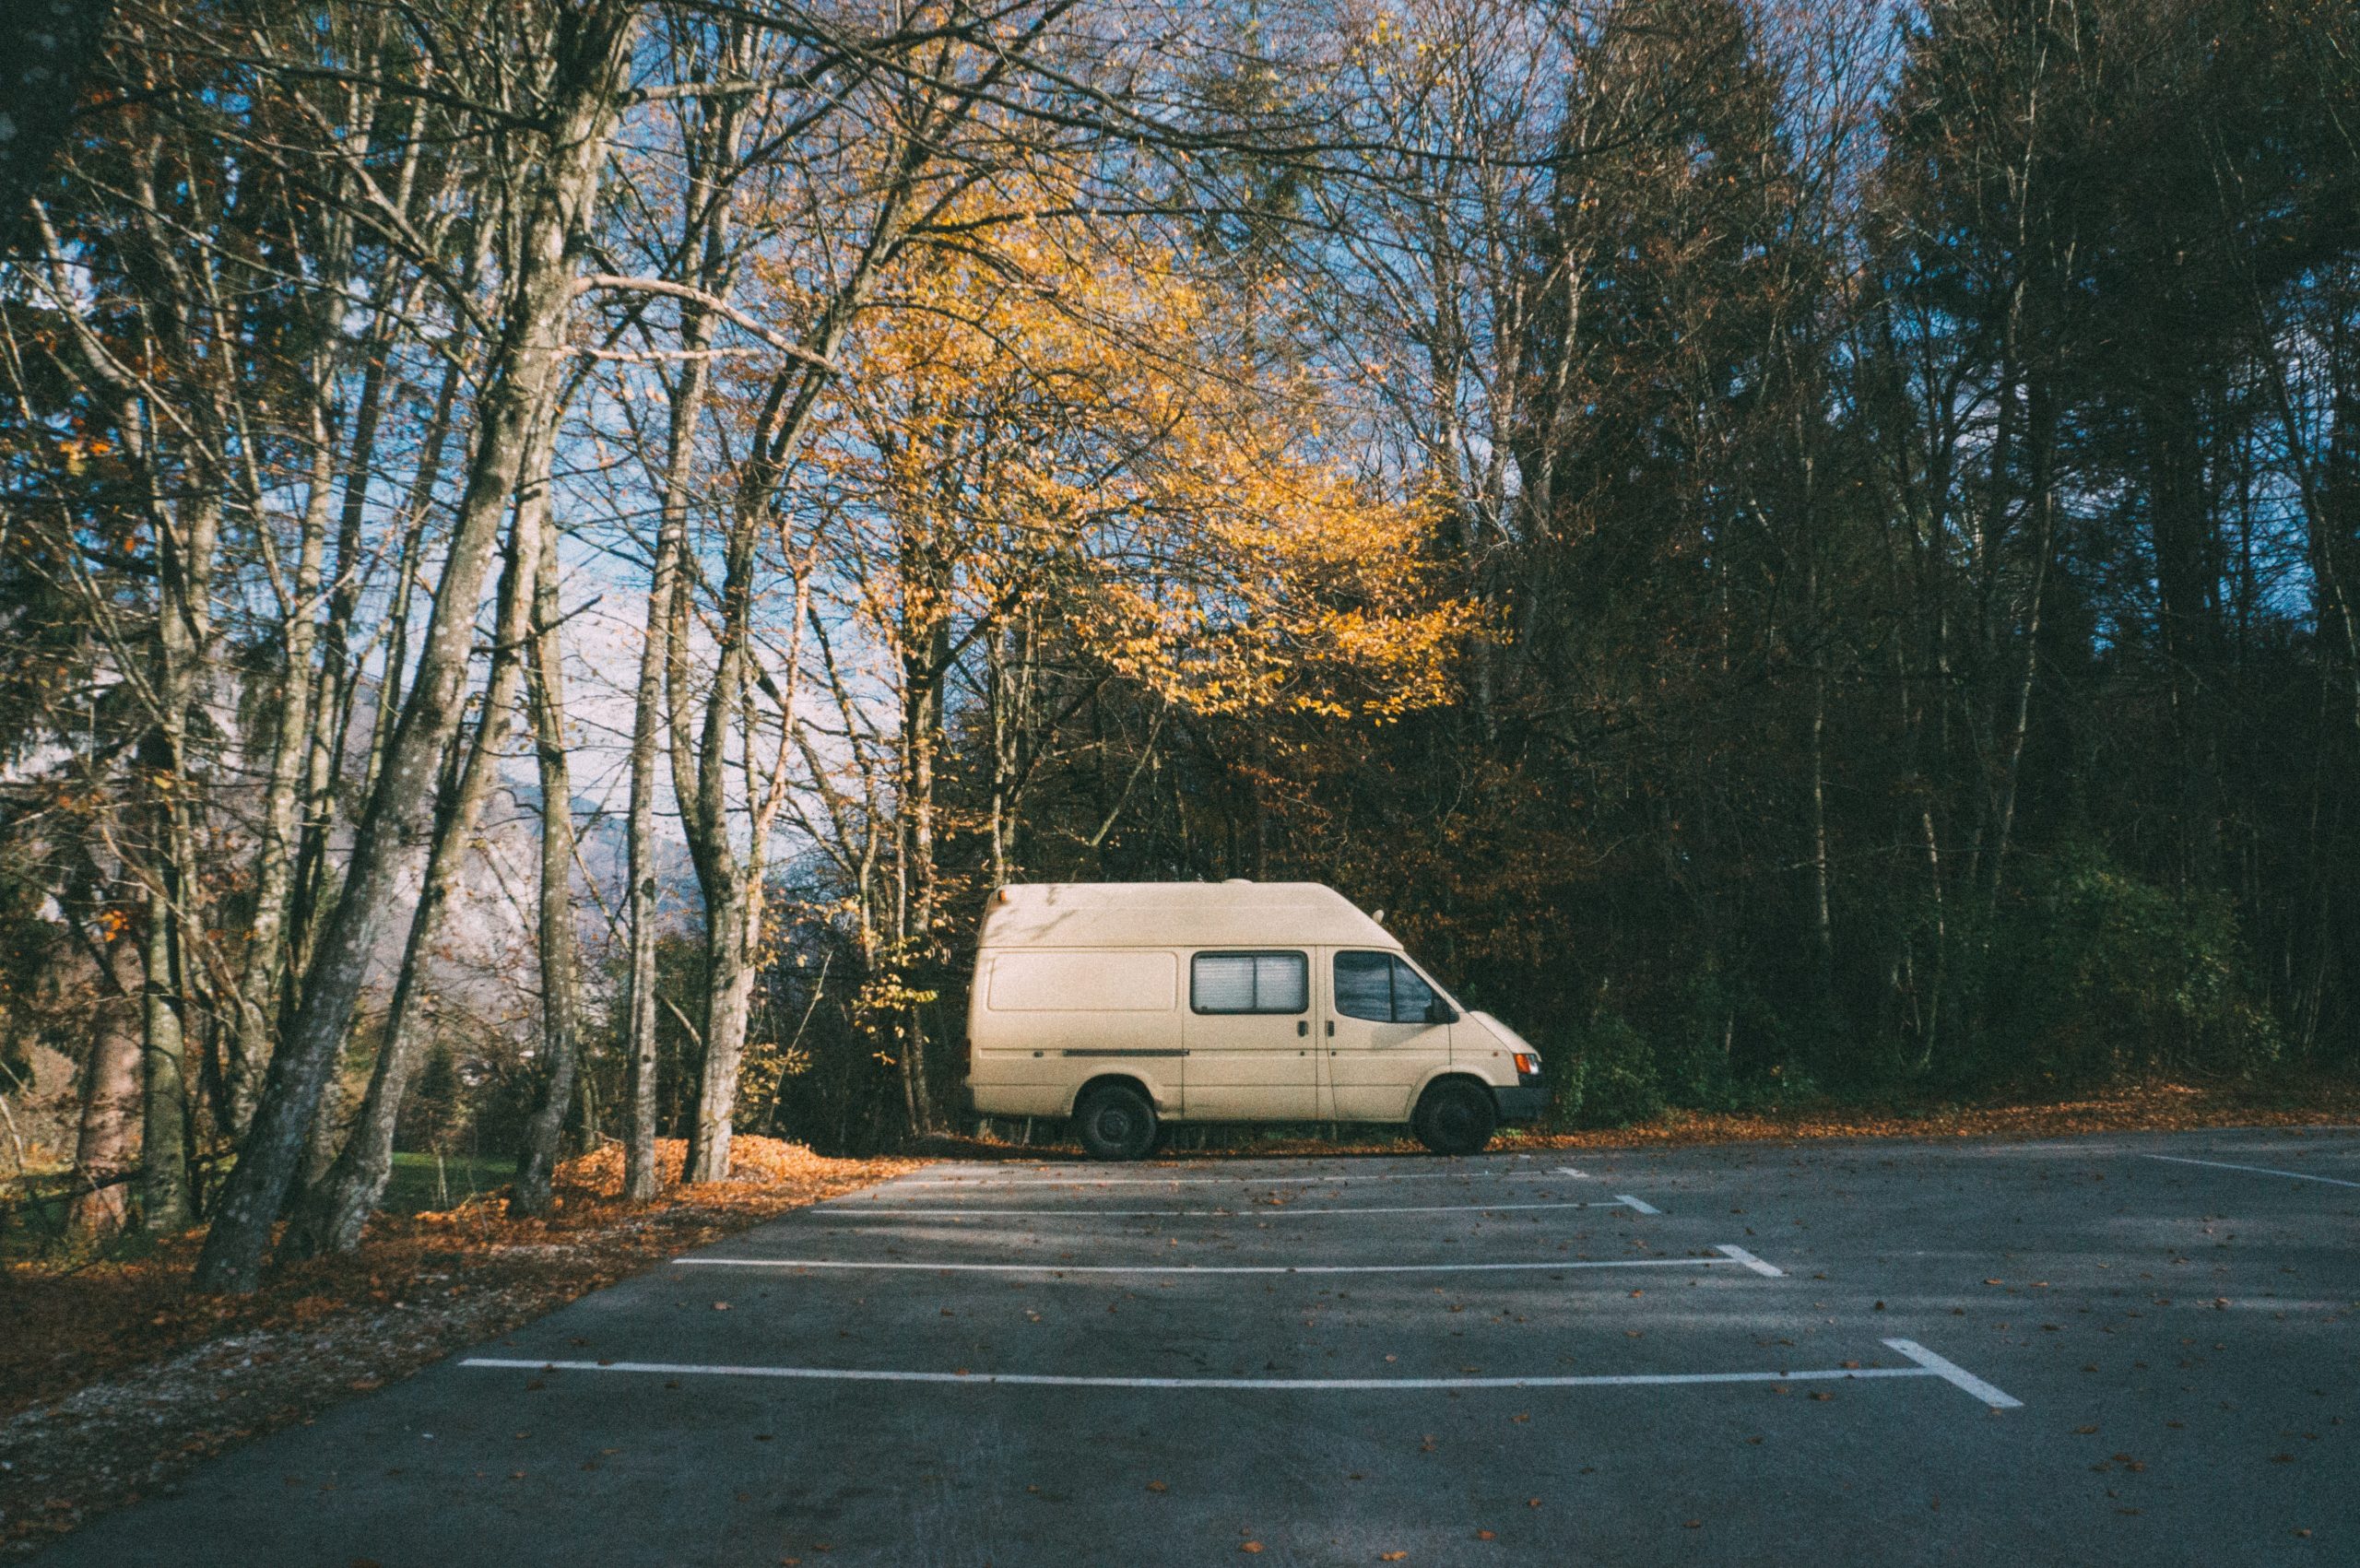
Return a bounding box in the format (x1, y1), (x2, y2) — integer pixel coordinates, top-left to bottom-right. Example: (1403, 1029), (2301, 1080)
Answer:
(1493, 1083), (1546, 1124)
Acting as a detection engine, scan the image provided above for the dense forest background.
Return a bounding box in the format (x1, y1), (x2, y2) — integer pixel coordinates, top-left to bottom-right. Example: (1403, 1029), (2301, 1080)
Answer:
(0, 0), (2354, 1289)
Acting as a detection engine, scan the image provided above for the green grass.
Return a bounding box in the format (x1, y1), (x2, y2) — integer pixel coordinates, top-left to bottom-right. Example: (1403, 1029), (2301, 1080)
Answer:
(382, 1150), (515, 1215)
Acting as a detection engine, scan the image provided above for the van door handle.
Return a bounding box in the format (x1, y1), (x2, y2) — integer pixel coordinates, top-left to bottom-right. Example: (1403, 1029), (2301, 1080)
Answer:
(1296, 1020), (1308, 1037)
(1326, 1020), (1335, 1037)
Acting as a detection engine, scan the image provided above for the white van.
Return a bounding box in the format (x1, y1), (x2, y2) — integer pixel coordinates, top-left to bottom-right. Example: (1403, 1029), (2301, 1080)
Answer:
(962, 881), (1545, 1159)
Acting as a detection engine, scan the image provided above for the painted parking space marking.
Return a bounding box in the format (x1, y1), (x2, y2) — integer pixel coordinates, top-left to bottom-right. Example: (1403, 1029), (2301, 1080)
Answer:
(813, 1199), (1645, 1220)
(1711, 1244), (1783, 1278)
(462, 1338), (2014, 1408)
(2142, 1153), (2360, 1190)
(883, 1169), (1555, 1189)
(1616, 1194), (1661, 1215)
(673, 1249), (1773, 1278)
(1883, 1338), (2024, 1409)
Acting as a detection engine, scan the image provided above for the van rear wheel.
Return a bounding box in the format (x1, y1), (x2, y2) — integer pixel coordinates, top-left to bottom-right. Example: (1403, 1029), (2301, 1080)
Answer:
(1412, 1080), (1497, 1157)
(1074, 1083), (1158, 1161)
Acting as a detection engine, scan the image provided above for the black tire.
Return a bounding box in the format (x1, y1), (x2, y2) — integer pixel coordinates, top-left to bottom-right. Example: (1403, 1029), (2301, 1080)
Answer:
(1412, 1079), (1497, 1157)
(1073, 1082), (1158, 1161)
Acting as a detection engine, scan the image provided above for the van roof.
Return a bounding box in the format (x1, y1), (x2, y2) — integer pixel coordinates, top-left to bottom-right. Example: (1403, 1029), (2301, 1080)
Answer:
(977, 881), (1397, 950)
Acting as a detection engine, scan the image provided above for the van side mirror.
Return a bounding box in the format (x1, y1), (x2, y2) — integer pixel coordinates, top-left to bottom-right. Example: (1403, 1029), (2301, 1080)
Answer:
(1426, 998), (1458, 1025)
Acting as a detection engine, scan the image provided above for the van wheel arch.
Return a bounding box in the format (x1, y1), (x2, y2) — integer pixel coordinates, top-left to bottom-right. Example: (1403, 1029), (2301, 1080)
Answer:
(1411, 1075), (1499, 1157)
(1067, 1072), (1156, 1119)
(1070, 1076), (1158, 1161)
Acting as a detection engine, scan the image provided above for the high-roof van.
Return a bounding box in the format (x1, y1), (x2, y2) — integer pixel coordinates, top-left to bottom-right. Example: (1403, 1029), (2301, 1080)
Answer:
(962, 881), (1545, 1160)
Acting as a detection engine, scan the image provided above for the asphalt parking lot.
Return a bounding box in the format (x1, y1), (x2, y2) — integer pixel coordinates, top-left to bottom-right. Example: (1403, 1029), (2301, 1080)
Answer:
(33, 1126), (2358, 1566)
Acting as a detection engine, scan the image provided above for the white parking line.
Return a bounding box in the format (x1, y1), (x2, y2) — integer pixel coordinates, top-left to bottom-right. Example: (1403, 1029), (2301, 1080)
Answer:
(2142, 1154), (2360, 1190)
(885, 1170), (1553, 1188)
(1616, 1194), (1660, 1215)
(1882, 1338), (2024, 1409)
(814, 1199), (1640, 1220)
(462, 1348), (2012, 1406)
(1712, 1244), (1783, 1278)
(673, 1251), (1768, 1278)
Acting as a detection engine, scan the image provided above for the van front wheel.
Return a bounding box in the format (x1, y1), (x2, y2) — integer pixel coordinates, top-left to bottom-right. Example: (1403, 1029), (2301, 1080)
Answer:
(1412, 1081), (1497, 1157)
(1074, 1083), (1158, 1161)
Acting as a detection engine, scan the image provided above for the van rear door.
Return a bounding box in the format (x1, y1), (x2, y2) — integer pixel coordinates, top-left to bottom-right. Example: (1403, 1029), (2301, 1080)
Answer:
(1322, 949), (1453, 1122)
(1180, 950), (1318, 1120)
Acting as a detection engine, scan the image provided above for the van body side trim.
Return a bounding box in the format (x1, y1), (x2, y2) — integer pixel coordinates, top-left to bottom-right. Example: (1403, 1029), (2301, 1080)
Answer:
(1056, 1048), (1187, 1058)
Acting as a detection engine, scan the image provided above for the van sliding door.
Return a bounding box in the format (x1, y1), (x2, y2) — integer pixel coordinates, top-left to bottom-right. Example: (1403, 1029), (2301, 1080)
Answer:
(1181, 950), (1318, 1120)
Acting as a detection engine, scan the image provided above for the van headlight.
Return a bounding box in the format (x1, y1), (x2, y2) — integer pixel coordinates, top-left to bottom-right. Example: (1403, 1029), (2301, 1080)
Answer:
(1511, 1052), (1540, 1079)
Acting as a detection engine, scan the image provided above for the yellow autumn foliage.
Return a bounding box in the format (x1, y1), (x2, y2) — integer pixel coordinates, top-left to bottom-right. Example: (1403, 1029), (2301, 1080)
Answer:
(754, 176), (1471, 724)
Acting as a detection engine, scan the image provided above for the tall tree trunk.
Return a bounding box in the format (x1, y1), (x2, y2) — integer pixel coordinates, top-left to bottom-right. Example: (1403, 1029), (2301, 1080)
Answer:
(675, 111), (938, 1184)
(512, 500), (582, 1217)
(281, 456), (547, 1258)
(621, 500), (682, 1201)
(68, 937), (145, 1240)
(139, 474), (220, 1233)
(194, 1), (636, 1292)
(230, 422), (335, 1134)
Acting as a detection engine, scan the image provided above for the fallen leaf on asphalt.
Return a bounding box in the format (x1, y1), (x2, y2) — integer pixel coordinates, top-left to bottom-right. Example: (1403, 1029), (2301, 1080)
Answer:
(1475, 1529), (1496, 1540)
(1241, 1542), (1263, 1553)
(1528, 1498), (1542, 1508)
(712, 1302), (731, 1312)
(2074, 1425), (2098, 1434)
(1146, 1480), (1168, 1492)
(1811, 1392), (1835, 1402)
(1380, 1553), (1407, 1562)
(1684, 1520), (1702, 1529)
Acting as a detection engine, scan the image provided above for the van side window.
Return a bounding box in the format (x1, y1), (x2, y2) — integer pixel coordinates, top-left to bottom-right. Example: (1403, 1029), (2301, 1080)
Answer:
(1191, 951), (1308, 1014)
(1335, 951), (1441, 1024)
(1388, 958), (1437, 1020)
(1333, 951), (1394, 1021)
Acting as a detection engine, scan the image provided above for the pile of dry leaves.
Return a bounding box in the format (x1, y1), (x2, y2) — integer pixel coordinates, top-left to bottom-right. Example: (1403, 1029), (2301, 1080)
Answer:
(0, 1138), (920, 1554)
